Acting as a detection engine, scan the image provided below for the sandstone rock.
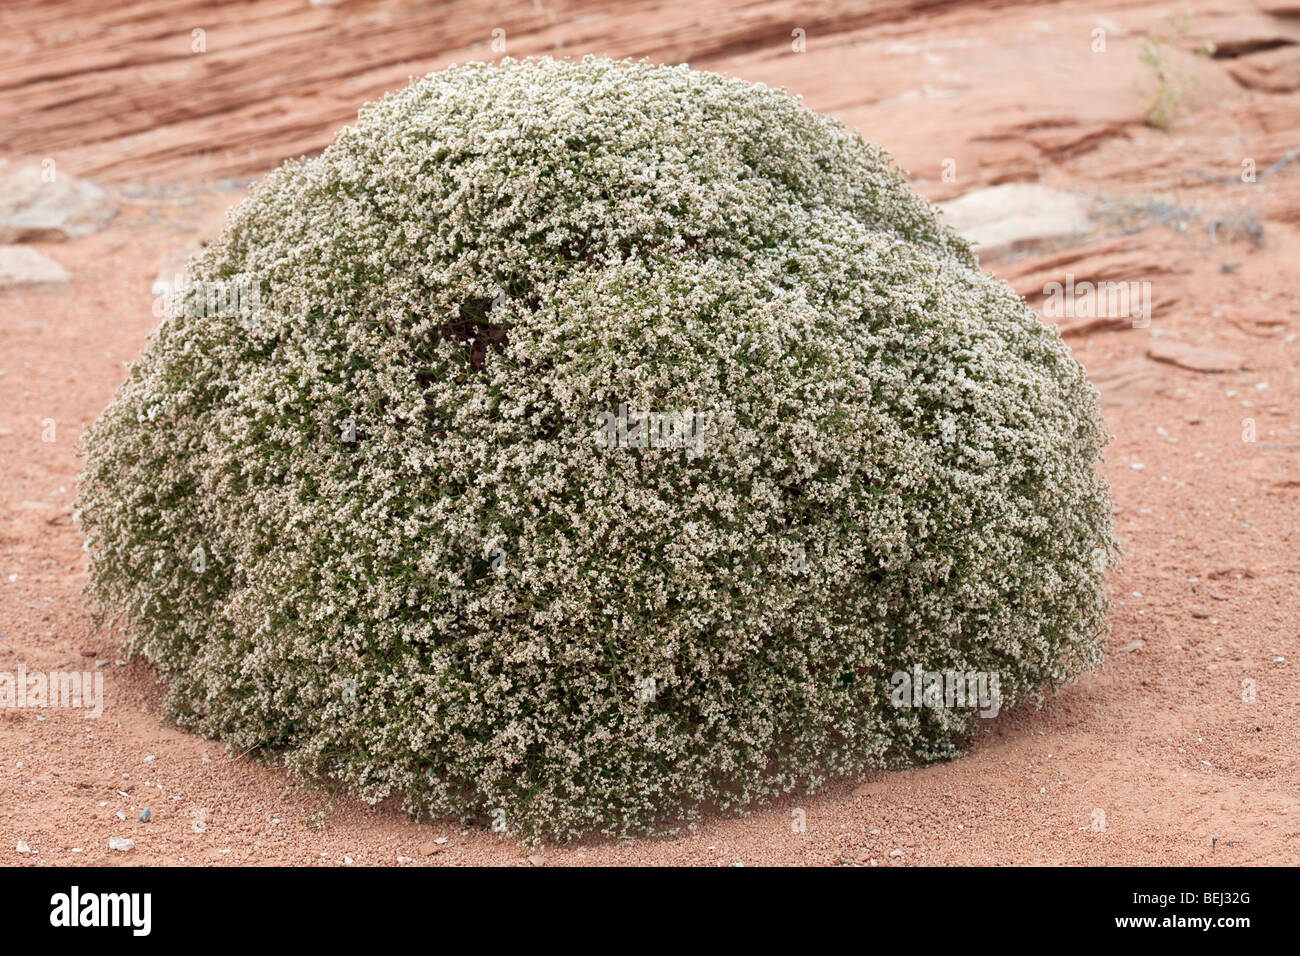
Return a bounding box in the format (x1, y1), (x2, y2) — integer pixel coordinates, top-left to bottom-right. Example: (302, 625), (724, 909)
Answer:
(1228, 46), (1300, 92)
(1086, 359), (1166, 408)
(1147, 340), (1248, 373)
(1004, 230), (1190, 335)
(1194, 12), (1300, 59)
(1254, 2), (1300, 16)
(937, 184), (1092, 262)
(0, 163), (116, 243)
(1223, 303), (1291, 336)
(0, 245), (71, 288)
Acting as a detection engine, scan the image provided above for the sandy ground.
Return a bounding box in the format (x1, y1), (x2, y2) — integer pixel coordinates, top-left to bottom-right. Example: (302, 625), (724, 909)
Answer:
(1, 0), (1297, 865)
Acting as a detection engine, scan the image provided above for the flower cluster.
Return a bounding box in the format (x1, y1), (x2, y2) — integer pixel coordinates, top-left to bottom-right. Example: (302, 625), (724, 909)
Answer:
(77, 57), (1116, 840)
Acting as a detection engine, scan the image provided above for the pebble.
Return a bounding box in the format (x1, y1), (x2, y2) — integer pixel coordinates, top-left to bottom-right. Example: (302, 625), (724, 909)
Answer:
(108, 837), (134, 852)
(889, 849), (904, 859)
(139, 808), (151, 822)
(418, 843), (440, 856)
(16, 840), (33, 854)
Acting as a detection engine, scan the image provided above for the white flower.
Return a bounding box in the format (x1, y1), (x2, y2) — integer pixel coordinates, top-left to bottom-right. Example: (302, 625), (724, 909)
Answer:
(77, 56), (1115, 841)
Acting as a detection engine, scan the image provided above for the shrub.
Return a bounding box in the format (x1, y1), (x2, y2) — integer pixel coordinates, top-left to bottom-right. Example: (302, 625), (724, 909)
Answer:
(77, 57), (1116, 840)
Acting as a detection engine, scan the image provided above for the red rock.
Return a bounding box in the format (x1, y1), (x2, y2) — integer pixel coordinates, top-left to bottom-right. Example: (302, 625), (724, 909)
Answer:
(1147, 340), (1248, 373)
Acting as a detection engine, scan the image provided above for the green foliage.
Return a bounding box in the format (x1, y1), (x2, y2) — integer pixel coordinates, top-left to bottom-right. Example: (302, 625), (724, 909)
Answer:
(78, 57), (1116, 840)
(1138, 13), (1210, 131)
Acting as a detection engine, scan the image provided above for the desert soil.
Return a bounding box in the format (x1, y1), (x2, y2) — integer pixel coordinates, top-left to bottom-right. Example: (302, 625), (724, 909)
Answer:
(1, 0), (1297, 865)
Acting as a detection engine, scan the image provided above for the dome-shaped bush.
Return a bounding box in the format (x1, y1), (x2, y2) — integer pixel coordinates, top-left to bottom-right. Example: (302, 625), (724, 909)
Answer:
(78, 57), (1116, 840)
